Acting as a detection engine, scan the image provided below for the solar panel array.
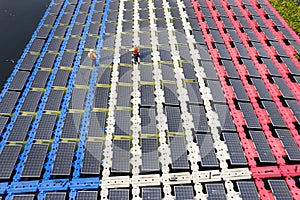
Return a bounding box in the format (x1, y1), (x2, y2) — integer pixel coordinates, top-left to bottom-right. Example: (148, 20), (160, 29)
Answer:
(0, 0), (298, 198)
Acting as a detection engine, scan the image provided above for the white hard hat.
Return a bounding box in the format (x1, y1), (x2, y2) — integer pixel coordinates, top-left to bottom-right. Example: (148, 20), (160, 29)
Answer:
(89, 49), (94, 52)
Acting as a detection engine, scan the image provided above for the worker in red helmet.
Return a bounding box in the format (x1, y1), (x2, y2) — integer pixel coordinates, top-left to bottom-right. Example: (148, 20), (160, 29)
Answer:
(133, 46), (140, 64)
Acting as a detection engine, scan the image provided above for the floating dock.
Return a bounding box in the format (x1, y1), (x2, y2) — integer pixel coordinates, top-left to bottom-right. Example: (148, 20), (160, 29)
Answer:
(0, 0), (299, 199)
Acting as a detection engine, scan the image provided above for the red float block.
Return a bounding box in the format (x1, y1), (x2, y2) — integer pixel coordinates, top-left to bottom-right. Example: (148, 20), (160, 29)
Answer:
(251, 166), (281, 179)
(280, 164), (300, 177)
(285, 177), (300, 199)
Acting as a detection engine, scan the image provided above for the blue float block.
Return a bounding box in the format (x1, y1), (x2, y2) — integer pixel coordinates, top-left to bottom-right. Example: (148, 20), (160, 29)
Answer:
(0, 182), (8, 194)
(39, 179), (69, 192)
(8, 181), (39, 194)
(70, 178), (100, 190)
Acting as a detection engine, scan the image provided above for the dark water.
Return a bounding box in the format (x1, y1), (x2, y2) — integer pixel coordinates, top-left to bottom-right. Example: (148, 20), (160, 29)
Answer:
(0, 0), (50, 91)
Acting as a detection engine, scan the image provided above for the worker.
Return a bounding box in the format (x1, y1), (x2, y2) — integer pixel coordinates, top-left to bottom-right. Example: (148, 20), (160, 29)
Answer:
(132, 46), (140, 64)
(88, 49), (96, 66)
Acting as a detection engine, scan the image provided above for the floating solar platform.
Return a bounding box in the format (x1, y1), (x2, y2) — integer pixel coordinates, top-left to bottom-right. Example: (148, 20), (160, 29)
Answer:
(0, 0), (299, 198)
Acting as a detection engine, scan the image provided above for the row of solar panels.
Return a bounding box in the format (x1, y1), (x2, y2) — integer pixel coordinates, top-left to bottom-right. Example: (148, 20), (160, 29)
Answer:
(188, 0), (300, 163)
(0, 179), (295, 200)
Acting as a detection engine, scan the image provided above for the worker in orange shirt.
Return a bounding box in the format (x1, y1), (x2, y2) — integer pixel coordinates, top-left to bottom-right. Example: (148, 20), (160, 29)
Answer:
(88, 49), (96, 66)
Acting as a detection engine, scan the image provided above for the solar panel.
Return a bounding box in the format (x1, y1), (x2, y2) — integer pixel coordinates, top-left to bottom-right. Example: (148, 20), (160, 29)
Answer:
(12, 194), (35, 200)
(237, 181), (260, 200)
(77, 191), (98, 200)
(142, 187), (162, 200)
(196, 134), (219, 167)
(100, 48), (114, 64)
(165, 106), (183, 133)
(207, 80), (226, 103)
(119, 50), (132, 64)
(75, 68), (91, 86)
(223, 133), (247, 165)
(155, 9), (164, 18)
(60, 13), (72, 25)
(20, 90), (42, 112)
(40, 53), (57, 68)
(69, 88), (86, 110)
(95, 2), (104, 11)
(268, 180), (293, 200)
(19, 53), (38, 71)
(174, 186), (194, 200)
(275, 129), (300, 161)
(251, 78), (272, 100)
(118, 66), (132, 83)
(139, 10), (149, 20)
(201, 61), (218, 80)
(47, 37), (63, 52)
(34, 114), (57, 140)
(189, 105), (209, 132)
(185, 82), (203, 104)
(235, 43), (250, 59)
(105, 22), (117, 34)
(45, 192), (66, 200)
(31, 70), (50, 88)
(140, 20), (150, 32)
(21, 143), (49, 177)
(214, 104), (236, 131)
(262, 101), (286, 127)
(140, 108), (156, 134)
(0, 91), (20, 114)
(141, 138), (160, 171)
(52, 142), (75, 175)
(37, 25), (52, 39)
(122, 21), (132, 33)
(44, 14), (56, 26)
(60, 51), (75, 67)
(141, 85), (155, 106)
(7, 115), (33, 142)
(221, 59), (239, 78)
(169, 136), (189, 169)
(273, 77), (295, 99)
(0, 145), (22, 179)
(116, 85), (132, 107)
(261, 58), (281, 76)
(285, 100), (300, 124)
(44, 89), (64, 111)
(157, 31), (169, 45)
(0, 116), (8, 133)
(88, 23), (100, 35)
(53, 25), (68, 39)
(182, 62), (196, 80)
(79, 3), (90, 13)
(238, 102), (261, 129)
(121, 34), (132, 46)
(81, 141), (102, 174)
(161, 64), (175, 81)
(8, 71), (29, 91)
(140, 48), (152, 63)
(214, 43), (231, 60)
(139, 33), (151, 46)
(173, 18), (183, 30)
(109, 189), (129, 200)
(281, 57), (300, 75)
(210, 29), (223, 44)
(249, 131), (276, 163)
(61, 112), (81, 139)
(65, 37), (80, 51)
(206, 183), (227, 200)
(114, 110), (131, 136)
(193, 30), (206, 45)
(159, 49), (172, 61)
(88, 111), (106, 138)
(53, 69), (70, 87)
(112, 139), (130, 173)
(97, 67), (111, 84)
(229, 79), (249, 101)
(29, 38), (45, 53)
(140, 64), (153, 82)
(93, 87), (108, 108)
(71, 24), (84, 36)
(163, 83), (179, 105)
